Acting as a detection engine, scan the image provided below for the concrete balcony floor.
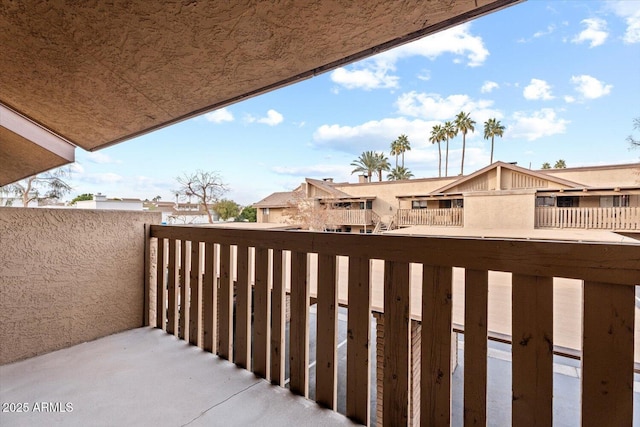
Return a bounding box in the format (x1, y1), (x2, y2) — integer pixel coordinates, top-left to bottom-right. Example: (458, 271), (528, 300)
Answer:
(0, 328), (357, 427)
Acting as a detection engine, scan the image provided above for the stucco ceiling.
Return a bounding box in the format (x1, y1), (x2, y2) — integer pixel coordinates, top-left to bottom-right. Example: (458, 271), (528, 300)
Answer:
(0, 0), (522, 185)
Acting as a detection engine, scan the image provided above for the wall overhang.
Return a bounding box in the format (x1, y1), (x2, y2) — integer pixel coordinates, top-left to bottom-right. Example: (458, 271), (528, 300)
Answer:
(0, 0), (522, 185)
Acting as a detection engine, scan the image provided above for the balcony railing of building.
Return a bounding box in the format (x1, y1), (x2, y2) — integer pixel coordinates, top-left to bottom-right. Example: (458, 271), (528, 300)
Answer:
(148, 225), (638, 426)
(396, 207), (464, 227)
(325, 208), (373, 226)
(536, 206), (639, 230)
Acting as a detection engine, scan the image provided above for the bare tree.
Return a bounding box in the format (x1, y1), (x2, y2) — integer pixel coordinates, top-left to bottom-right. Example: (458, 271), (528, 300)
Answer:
(627, 117), (640, 148)
(175, 170), (228, 223)
(1, 167), (72, 206)
(283, 187), (329, 231)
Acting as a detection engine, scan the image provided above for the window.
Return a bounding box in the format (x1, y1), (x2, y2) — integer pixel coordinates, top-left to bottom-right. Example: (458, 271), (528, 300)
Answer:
(536, 196), (555, 207)
(614, 195), (629, 207)
(359, 201), (372, 209)
(453, 199), (464, 208)
(262, 208), (269, 214)
(439, 200), (452, 209)
(411, 200), (427, 209)
(557, 196), (579, 207)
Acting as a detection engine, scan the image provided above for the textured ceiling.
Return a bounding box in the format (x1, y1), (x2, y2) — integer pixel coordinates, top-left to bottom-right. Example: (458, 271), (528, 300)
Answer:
(0, 0), (521, 185)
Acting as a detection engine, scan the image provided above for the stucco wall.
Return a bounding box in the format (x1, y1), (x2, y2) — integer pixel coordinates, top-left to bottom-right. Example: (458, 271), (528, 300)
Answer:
(0, 208), (161, 364)
(543, 163), (640, 187)
(464, 191), (536, 229)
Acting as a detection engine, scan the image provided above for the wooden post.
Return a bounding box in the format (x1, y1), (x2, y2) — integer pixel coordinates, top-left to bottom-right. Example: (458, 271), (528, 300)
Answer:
(346, 257), (371, 425)
(463, 269), (488, 426)
(316, 253), (338, 410)
(420, 265), (453, 427)
(582, 281), (634, 427)
(254, 246), (270, 379)
(189, 240), (201, 346)
(179, 240), (189, 340)
(290, 251), (310, 397)
(167, 239), (178, 336)
(202, 242), (216, 353)
(271, 249), (286, 386)
(235, 245), (251, 369)
(218, 243), (233, 361)
(512, 274), (553, 426)
(143, 224), (152, 326)
(383, 260), (410, 427)
(156, 238), (167, 330)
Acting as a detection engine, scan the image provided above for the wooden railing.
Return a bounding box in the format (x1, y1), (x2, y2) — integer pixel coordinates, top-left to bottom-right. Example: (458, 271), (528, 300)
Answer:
(536, 206), (640, 230)
(148, 225), (639, 426)
(396, 208), (463, 227)
(325, 209), (373, 225)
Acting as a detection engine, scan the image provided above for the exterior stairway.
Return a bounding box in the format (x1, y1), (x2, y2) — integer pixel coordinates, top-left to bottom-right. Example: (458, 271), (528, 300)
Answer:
(373, 216), (396, 234)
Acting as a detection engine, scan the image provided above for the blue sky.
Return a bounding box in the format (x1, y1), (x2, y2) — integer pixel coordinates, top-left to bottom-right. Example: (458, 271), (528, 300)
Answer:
(70, 0), (640, 206)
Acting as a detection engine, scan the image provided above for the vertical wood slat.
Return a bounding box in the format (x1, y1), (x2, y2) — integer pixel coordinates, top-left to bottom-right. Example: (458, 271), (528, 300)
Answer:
(290, 251), (310, 398)
(316, 254), (338, 410)
(218, 243), (233, 361)
(253, 246), (270, 379)
(179, 240), (189, 340)
(202, 242), (216, 353)
(156, 238), (167, 330)
(463, 269), (488, 426)
(383, 260), (411, 427)
(421, 265), (453, 427)
(582, 281), (634, 427)
(235, 245), (251, 369)
(167, 239), (178, 336)
(512, 274), (553, 426)
(189, 241), (201, 346)
(271, 249), (286, 386)
(144, 225), (152, 326)
(346, 256), (371, 425)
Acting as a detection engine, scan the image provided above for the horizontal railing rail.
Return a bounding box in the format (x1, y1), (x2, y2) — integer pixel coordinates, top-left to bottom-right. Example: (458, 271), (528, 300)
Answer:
(147, 225), (639, 426)
(536, 206), (639, 230)
(396, 207), (463, 227)
(325, 209), (373, 226)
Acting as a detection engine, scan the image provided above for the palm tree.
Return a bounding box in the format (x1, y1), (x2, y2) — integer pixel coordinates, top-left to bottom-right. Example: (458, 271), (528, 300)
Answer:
(429, 124), (443, 177)
(483, 118), (505, 164)
(454, 111), (475, 175)
(390, 139), (401, 168)
(374, 152), (391, 182)
(541, 162), (551, 169)
(554, 159), (567, 169)
(387, 166), (414, 181)
(350, 151), (378, 182)
(396, 134), (411, 167)
(442, 121), (457, 177)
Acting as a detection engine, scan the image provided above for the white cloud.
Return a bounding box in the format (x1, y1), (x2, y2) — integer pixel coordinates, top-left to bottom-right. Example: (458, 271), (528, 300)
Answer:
(204, 108), (234, 123)
(480, 81), (499, 93)
(608, 1), (640, 44)
(271, 164), (352, 178)
(570, 75), (612, 99)
(330, 64), (399, 90)
(330, 23), (488, 90)
(533, 24), (556, 39)
(258, 109), (284, 126)
(523, 79), (554, 100)
(84, 172), (124, 184)
(572, 18), (609, 47)
(313, 117), (439, 153)
(507, 109), (569, 141)
(86, 152), (120, 164)
(564, 95), (575, 103)
(246, 109), (284, 126)
(396, 91), (501, 123)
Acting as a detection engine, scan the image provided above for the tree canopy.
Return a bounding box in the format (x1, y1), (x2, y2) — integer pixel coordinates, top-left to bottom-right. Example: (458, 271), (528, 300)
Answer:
(483, 118), (505, 164)
(454, 111), (475, 175)
(70, 193), (93, 204)
(213, 199), (240, 221)
(236, 206), (257, 222)
(1, 167), (72, 207)
(387, 166), (414, 181)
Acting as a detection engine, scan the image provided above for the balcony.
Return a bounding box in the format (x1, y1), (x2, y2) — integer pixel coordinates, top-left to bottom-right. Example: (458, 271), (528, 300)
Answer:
(325, 209), (374, 226)
(536, 206), (640, 230)
(396, 207), (464, 227)
(1, 210), (639, 426)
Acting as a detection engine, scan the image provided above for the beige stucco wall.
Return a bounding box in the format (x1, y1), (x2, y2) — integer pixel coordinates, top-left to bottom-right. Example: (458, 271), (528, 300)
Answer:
(0, 208), (161, 365)
(464, 191), (536, 229)
(543, 163), (640, 187)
